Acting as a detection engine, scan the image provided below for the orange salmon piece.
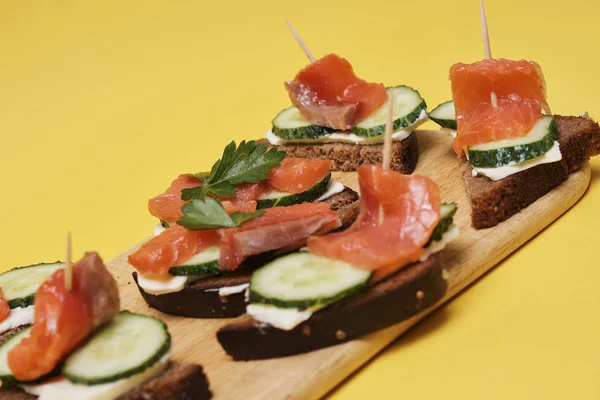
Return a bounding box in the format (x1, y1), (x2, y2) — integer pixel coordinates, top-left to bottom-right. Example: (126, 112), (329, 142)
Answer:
(267, 158), (333, 194)
(450, 58), (548, 154)
(308, 165), (440, 281)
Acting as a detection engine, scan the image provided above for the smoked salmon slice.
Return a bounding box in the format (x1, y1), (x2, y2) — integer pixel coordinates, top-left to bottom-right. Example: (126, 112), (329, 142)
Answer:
(221, 182), (269, 213)
(8, 252), (119, 381)
(286, 54), (387, 130)
(148, 174), (202, 223)
(450, 58), (549, 154)
(0, 289), (9, 322)
(128, 225), (220, 275)
(218, 203), (341, 271)
(307, 165), (440, 281)
(267, 158), (334, 194)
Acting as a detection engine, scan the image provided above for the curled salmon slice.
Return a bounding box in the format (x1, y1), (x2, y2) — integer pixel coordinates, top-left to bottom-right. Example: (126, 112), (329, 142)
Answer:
(286, 54), (387, 130)
(8, 252), (119, 381)
(128, 225), (220, 275)
(218, 203), (340, 271)
(267, 158), (333, 194)
(450, 58), (549, 154)
(308, 165), (440, 281)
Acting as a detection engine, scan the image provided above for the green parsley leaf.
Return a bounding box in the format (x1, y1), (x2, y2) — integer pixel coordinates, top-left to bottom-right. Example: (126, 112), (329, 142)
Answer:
(177, 198), (265, 230)
(230, 210), (265, 225)
(180, 181), (238, 201)
(203, 181), (237, 198)
(180, 186), (206, 201)
(184, 140), (286, 201)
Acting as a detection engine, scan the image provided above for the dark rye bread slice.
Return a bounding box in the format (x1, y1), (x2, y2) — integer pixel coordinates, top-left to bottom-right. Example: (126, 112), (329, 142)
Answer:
(0, 327), (212, 400)
(462, 115), (600, 229)
(272, 132), (419, 174)
(134, 188), (360, 319)
(217, 254), (446, 360)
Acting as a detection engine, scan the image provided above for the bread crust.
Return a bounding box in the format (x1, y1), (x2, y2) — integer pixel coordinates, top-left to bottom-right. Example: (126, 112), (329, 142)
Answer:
(554, 115), (600, 172)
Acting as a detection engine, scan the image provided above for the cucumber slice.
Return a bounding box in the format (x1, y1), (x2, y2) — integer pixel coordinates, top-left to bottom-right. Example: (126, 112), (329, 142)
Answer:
(272, 107), (335, 140)
(426, 203), (458, 246)
(429, 100), (456, 130)
(351, 86), (427, 137)
(0, 262), (64, 309)
(62, 311), (170, 385)
(467, 116), (559, 168)
(168, 246), (221, 276)
(257, 173), (331, 209)
(0, 327), (31, 386)
(249, 253), (372, 309)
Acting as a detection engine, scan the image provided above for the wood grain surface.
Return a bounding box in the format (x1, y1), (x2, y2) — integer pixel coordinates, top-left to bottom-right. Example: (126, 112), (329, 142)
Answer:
(7, 129), (590, 400)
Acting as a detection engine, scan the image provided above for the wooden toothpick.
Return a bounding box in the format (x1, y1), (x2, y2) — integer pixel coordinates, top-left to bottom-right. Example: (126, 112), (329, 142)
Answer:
(479, 0), (498, 108)
(479, 1), (551, 115)
(64, 231), (72, 290)
(479, 0), (492, 60)
(285, 19), (315, 63)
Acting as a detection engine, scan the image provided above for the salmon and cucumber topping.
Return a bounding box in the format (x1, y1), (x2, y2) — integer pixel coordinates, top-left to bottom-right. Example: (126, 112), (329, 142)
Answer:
(130, 141), (359, 318)
(267, 54), (428, 145)
(132, 203), (340, 278)
(148, 141), (345, 227)
(0, 252), (211, 399)
(239, 165), (458, 332)
(438, 58), (561, 181)
(132, 200), (346, 318)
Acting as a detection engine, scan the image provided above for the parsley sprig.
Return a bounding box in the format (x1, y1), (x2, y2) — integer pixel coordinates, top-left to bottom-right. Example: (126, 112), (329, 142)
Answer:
(181, 140), (286, 201)
(177, 140), (285, 230)
(178, 198), (265, 230)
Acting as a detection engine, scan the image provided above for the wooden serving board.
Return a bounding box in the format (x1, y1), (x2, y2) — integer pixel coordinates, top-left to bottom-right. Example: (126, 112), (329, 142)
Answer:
(107, 130), (590, 400)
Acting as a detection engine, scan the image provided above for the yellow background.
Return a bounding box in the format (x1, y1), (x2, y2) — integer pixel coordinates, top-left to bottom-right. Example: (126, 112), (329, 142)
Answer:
(1, 0), (599, 398)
